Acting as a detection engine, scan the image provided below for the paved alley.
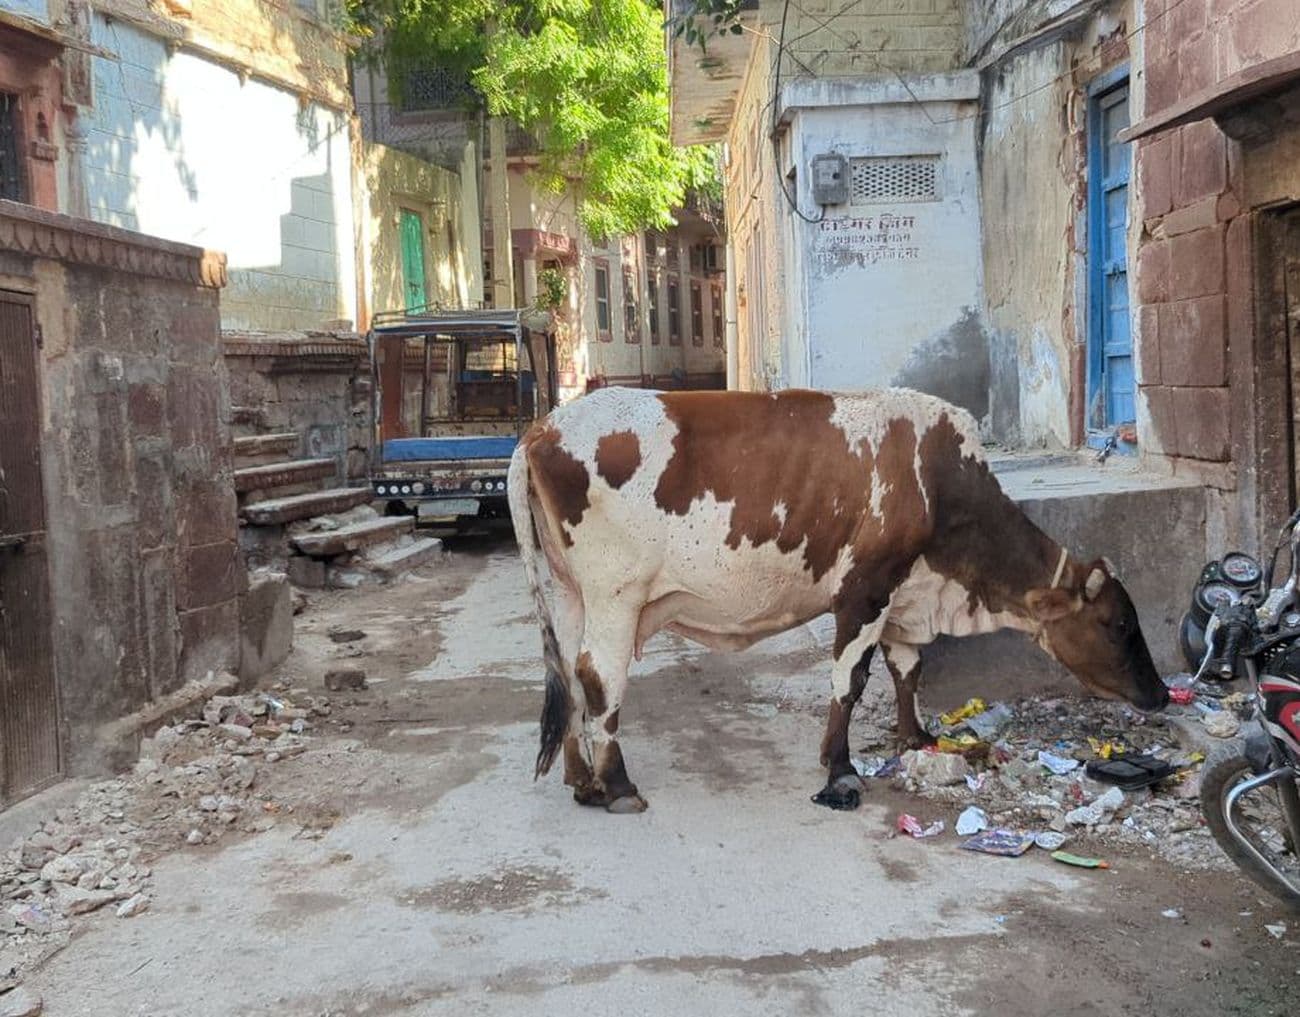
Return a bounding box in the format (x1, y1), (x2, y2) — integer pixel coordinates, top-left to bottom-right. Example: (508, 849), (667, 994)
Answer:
(9, 543), (1300, 1017)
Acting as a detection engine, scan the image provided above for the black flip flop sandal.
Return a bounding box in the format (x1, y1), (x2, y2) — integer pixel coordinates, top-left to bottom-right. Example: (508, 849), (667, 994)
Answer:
(1084, 754), (1175, 791)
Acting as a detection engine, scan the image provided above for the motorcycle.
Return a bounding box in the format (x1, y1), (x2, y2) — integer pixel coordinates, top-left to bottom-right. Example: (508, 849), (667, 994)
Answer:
(1181, 509), (1300, 909)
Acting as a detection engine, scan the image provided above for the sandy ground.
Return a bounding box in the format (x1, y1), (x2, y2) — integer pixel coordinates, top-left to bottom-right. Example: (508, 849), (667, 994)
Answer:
(16, 537), (1300, 1016)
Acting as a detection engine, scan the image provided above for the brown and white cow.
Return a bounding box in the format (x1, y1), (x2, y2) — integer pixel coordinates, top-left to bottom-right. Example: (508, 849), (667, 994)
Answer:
(507, 387), (1169, 813)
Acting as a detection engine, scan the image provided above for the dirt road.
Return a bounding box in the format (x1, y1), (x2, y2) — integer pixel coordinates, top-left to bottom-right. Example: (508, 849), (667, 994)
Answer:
(18, 540), (1300, 1016)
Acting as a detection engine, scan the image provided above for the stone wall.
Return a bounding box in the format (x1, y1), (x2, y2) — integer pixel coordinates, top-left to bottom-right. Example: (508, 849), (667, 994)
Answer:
(0, 201), (237, 775)
(223, 332), (371, 481)
(1131, 0), (1300, 547)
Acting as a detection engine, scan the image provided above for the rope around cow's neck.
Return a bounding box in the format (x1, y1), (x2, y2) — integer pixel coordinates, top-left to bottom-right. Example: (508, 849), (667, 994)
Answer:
(1050, 547), (1069, 590)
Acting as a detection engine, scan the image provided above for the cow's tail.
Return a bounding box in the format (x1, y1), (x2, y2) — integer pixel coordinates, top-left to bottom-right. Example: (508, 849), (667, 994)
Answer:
(507, 444), (570, 780)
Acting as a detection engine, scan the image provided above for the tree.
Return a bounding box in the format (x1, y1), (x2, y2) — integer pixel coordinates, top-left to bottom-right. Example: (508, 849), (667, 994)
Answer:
(347, 0), (721, 238)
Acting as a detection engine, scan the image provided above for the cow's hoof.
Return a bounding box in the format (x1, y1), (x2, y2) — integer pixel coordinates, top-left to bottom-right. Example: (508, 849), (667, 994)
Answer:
(896, 731), (937, 753)
(811, 776), (862, 811)
(606, 793), (648, 814)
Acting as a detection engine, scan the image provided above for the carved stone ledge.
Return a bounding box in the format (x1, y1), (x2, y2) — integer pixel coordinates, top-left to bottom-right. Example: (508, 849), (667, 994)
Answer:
(0, 199), (228, 289)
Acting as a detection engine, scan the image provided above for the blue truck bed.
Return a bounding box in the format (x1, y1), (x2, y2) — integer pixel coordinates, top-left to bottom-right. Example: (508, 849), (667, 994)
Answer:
(382, 436), (519, 462)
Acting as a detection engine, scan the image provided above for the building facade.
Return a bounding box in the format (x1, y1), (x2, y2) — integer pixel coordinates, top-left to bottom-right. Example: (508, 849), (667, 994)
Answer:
(667, 0), (1203, 454)
(498, 169), (726, 400)
(358, 53), (726, 399)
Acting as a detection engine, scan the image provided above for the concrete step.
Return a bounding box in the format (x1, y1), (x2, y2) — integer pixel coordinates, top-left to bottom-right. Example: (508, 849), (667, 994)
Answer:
(240, 487), (373, 527)
(234, 432), (300, 468)
(235, 458), (336, 497)
(290, 516), (414, 558)
(362, 535), (444, 579)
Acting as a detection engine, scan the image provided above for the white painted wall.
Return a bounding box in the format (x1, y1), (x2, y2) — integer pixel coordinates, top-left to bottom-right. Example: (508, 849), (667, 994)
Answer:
(779, 75), (985, 410)
(3, 0), (49, 22)
(82, 16), (357, 330)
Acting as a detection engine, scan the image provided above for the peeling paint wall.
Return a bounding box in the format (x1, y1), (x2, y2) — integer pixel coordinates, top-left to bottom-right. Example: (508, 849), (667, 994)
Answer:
(979, 43), (1076, 447)
(975, 0), (1135, 448)
(361, 142), (476, 315)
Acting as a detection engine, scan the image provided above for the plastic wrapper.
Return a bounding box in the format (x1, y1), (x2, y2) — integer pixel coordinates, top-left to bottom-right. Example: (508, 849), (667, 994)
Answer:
(960, 828), (1035, 856)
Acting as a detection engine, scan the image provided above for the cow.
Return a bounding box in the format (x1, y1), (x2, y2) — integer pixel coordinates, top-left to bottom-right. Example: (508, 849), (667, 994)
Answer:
(507, 387), (1169, 813)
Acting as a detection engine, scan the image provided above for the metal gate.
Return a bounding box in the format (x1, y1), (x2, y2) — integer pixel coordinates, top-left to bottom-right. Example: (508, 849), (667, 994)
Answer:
(0, 290), (60, 806)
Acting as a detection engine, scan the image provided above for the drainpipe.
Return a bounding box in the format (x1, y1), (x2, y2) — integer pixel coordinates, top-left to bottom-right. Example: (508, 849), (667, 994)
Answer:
(724, 237), (738, 390)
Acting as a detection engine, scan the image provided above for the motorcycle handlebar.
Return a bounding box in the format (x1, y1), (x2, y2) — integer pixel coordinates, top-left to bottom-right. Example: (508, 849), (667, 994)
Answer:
(1216, 619), (1250, 681)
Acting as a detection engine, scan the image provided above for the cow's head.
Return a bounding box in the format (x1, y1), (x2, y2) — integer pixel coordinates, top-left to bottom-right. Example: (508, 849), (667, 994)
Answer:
(1025, 559), (1170, 713)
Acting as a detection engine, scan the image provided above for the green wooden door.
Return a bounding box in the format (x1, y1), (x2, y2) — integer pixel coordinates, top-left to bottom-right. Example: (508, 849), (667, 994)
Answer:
(399, 209), (427, 312)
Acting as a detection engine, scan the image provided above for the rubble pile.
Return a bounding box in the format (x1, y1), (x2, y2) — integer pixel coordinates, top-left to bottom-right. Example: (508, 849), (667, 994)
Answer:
(855, 690), (1253, 870)
(0, 685), (329, 994)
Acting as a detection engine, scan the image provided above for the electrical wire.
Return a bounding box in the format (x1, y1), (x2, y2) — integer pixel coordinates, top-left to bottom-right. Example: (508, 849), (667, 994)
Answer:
(770, 0), (824, 224)
(772, 0), (1195, 129)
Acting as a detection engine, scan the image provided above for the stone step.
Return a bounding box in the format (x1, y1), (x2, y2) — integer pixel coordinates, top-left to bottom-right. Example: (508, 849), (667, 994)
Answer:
(228, 405), (266, 437)
(290, 516), (414, 558)
(234, 432), (300, 467)
(234, 458), (336, 496)
(239, 487), (373, 527)
(362, 536), (444, 579)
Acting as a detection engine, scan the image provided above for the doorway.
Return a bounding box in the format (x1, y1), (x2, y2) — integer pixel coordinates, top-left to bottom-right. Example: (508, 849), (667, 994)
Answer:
(0, 290), (60, 806)
(1086, 72), (1134, 447)
(399, 209), (428, 312)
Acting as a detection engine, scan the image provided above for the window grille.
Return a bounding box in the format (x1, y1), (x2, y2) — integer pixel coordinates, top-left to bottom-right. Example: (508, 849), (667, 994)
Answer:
(848, 155), (939, 204)
(0, 94), (25, 203)
(401, 66), (477, 112)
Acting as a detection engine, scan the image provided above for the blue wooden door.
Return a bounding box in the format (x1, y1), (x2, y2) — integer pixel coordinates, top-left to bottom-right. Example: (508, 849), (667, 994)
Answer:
(1087, 78), (1133, 437)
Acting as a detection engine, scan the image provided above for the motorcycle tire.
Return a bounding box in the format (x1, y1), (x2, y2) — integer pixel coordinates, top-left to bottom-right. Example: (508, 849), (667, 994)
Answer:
(1200, 745), (1300, 911)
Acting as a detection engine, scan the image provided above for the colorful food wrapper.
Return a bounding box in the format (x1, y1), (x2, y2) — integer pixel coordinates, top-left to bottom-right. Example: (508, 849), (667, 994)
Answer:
(896, 813), (944, 839)
(940, 698), (986, 726)
(960, 828), (1035, 856)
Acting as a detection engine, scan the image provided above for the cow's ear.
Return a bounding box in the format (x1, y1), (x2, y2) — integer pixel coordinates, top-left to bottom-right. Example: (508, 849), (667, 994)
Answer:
(1026, 587), (1081, 623)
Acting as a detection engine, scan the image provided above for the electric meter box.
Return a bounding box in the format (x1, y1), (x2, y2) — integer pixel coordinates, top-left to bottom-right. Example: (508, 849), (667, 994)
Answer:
(811, 153), (848, 205)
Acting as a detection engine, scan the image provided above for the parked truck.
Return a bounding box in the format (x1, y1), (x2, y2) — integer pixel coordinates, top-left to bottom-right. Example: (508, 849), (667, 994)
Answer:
(366, 309), (558, 529)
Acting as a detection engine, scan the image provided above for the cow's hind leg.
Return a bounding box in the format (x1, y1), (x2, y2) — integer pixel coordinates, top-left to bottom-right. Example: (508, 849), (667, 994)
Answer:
(552, 583), (598, 797)
(573, 601), (645, 814)
(881, 642), (934, 752)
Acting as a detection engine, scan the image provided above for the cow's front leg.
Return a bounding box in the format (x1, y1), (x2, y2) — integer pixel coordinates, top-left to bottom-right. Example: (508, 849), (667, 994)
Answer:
(881, 642), (934, 752)
(814, 614), (886, 810)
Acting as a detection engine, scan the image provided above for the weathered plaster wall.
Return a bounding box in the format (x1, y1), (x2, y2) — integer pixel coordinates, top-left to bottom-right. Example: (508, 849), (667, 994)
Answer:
(0, 204), (237, 776)
(91, 0), (351, 109)
(361, 142), (475, 315)
(977, 3), (1134, 448)
(82, 14), (357, 331)
(785, 76), (987, 413)
(980, 46), (1074, 447)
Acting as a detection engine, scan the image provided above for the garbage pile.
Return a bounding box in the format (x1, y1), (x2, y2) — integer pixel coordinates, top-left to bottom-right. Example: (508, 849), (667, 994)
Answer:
(855, 689), (1251, 872)
(0, 684), (328, 997)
